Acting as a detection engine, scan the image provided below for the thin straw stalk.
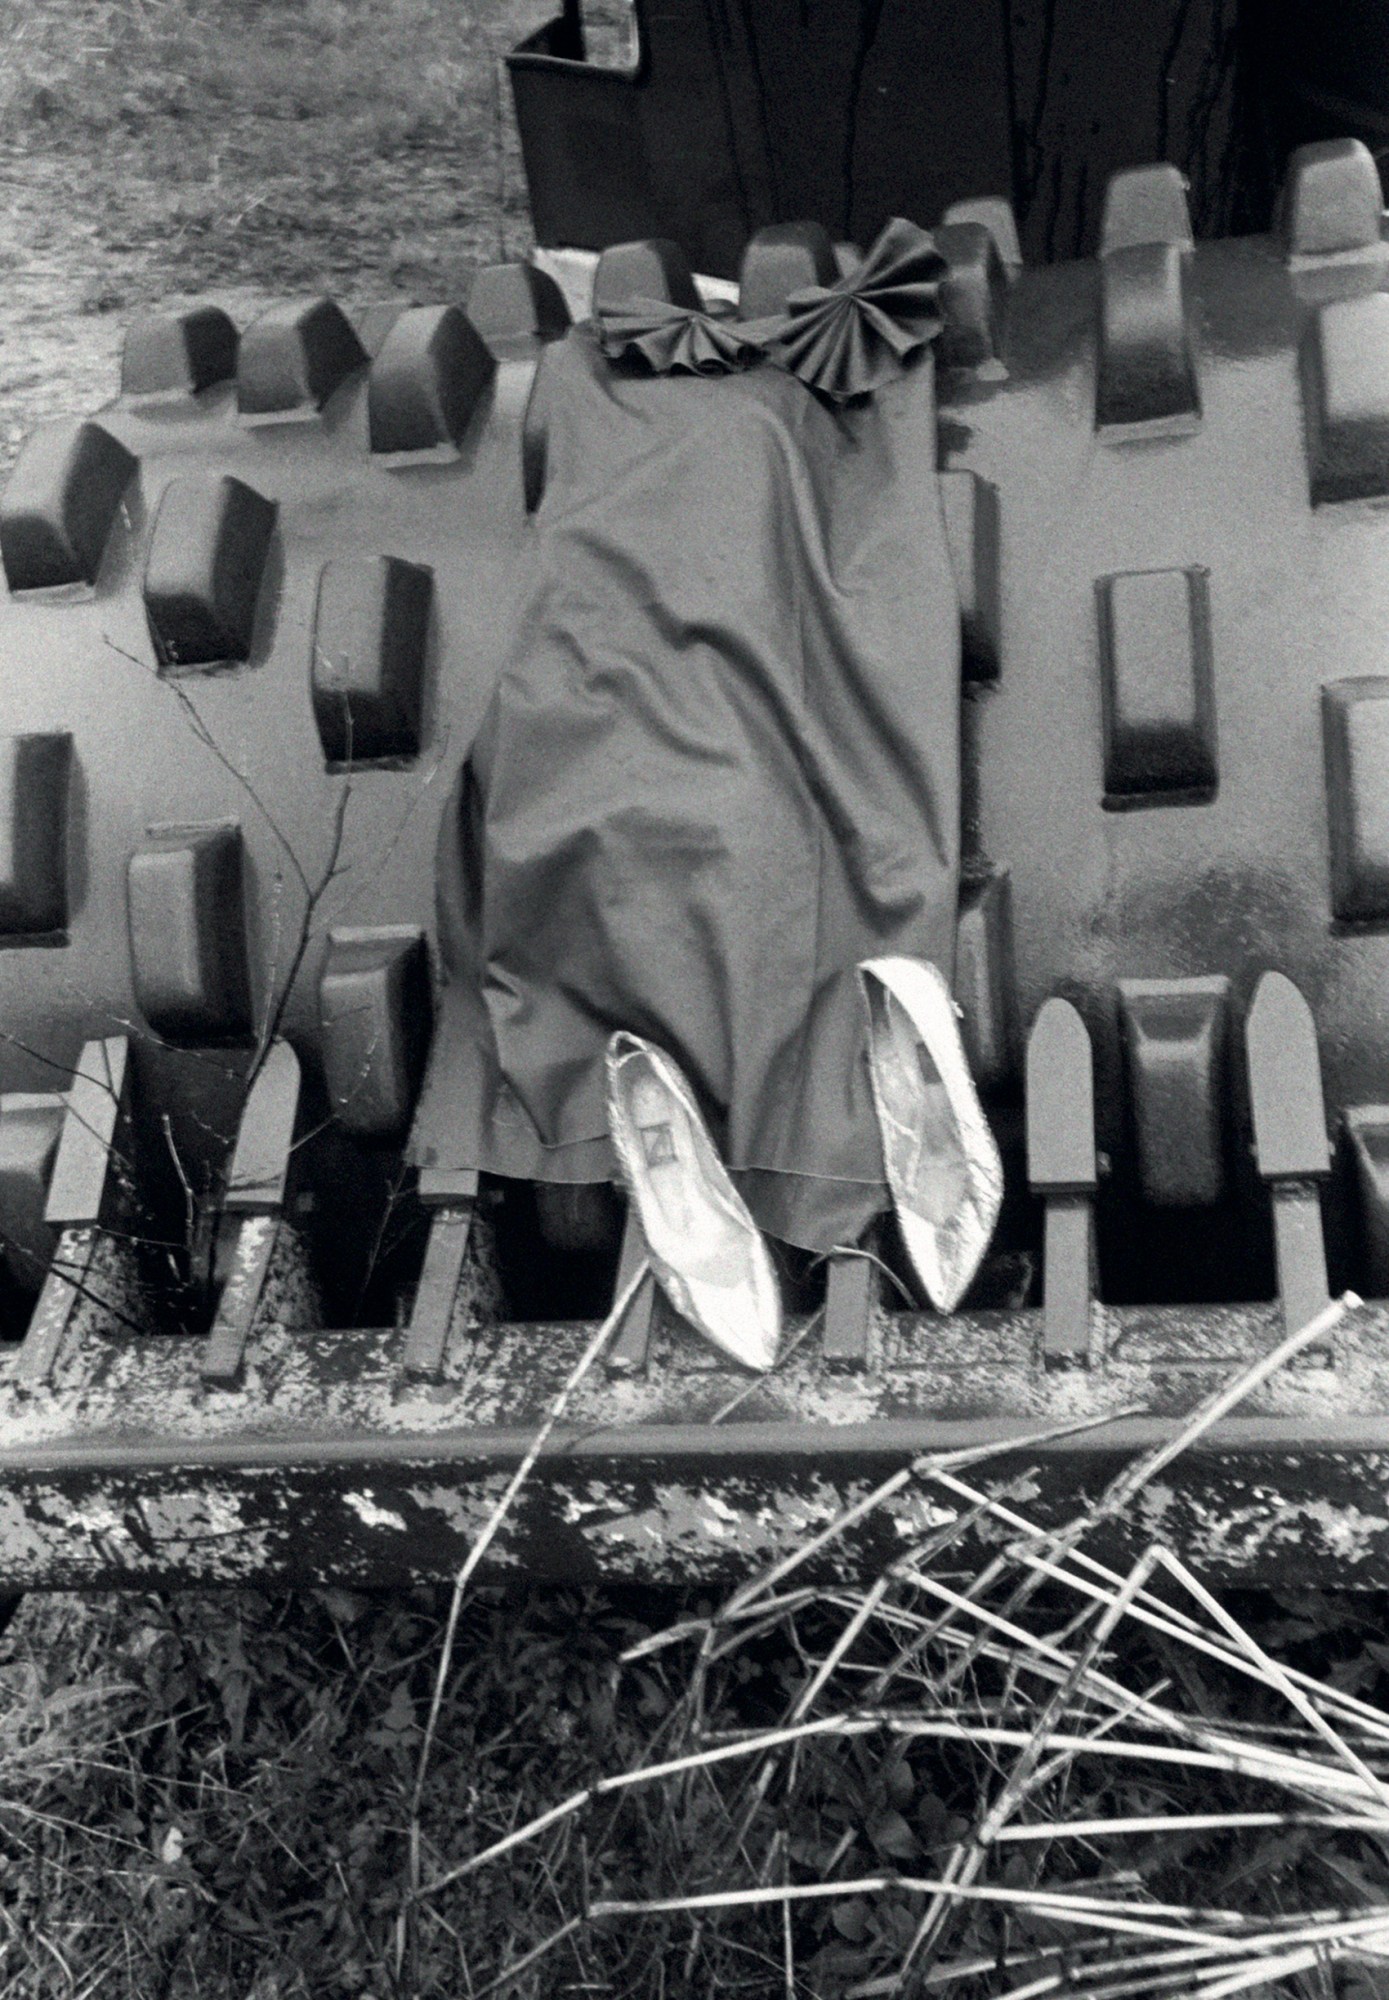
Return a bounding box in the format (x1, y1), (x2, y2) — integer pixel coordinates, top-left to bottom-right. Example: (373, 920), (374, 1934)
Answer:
(990, 1809), (1389, 1843)
(899, 1548), (1168, 1982)
(903, 1557), (1389, 1804)
(407, 1257), (648, 1936)
(586, 1875), (1245, 1949)
(1052, 1294), (1358, 1545)
(717, 1407), (1149, 1625)
(923, 1473), (1389, 1747)
(1151, 1545), (1389, 1809)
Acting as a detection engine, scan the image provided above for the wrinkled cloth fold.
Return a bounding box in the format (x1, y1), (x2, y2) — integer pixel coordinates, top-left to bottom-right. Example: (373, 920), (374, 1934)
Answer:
(448, 328), (961, 1251)
(594, 217), (946, 404)
(596, 296), (763, 376)
(760, 216), (946, 403)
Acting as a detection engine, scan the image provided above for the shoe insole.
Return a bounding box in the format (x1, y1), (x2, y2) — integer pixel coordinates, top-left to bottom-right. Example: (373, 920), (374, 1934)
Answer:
(627, 1067), (743, 1278)
(872, 983), (970, 1227)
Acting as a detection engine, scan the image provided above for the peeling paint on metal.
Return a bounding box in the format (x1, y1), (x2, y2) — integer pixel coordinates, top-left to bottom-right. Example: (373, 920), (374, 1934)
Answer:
(406, 1477), (513, 1539)
(582, 1474), (875, 1567)
(15, 1298), (1389, 1460)
(559, 1479), (622, 1525)
(8, 1288), (1389, 1584)
(0, 1488), (66, 1570)
(343, 1490), (408, 1533)
(137, 1489), (275, 1579)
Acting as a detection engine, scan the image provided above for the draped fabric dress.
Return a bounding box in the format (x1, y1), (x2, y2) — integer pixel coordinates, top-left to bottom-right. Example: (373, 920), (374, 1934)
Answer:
(445, 324), (961, 1252)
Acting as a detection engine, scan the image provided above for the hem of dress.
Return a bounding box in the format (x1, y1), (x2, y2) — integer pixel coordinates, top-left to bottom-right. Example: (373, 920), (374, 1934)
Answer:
(465, 1126), (887, 1254)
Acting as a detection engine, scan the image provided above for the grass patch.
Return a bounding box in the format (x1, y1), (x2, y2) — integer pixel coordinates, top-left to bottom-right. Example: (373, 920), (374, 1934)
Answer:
(0, 0), (554, 300)
(16, 1565), (1389, 1997)
(0, 1583), (702, 1996)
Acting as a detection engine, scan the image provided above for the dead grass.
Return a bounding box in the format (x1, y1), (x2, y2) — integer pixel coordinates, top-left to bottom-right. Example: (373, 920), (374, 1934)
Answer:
(397, 1296), (1389, 1999)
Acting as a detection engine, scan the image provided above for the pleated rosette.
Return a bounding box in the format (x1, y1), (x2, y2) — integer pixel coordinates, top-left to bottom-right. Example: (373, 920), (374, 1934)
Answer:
(596, 296), (765, 376)
(752, 216), (946, 404)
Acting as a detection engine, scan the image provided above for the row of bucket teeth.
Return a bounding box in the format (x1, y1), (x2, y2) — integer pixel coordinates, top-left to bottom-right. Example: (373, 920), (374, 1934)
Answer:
(1027, 973), (1335, 1367)
(0, 1019), (453, 1393)
(0, 921), (433, 1307)
(1085, 140), (1389, 476)
(2, 1034), (308, 1394)
(2, 138), (1383, 628)
(0, 965), (1359, 1392)
(575, 140), (1389, 473)
(421, 965), (1382, 1377)
(120, 265), (572, 409)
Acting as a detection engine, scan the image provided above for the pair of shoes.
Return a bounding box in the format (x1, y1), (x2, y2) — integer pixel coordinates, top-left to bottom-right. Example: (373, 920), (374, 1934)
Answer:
(605, 959), (1003, 1371)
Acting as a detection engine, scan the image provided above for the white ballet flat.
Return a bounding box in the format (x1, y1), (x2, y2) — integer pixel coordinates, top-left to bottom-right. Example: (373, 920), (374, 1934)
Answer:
(605, 1031), (781, 1371)
(858, 957), (1003, 1312)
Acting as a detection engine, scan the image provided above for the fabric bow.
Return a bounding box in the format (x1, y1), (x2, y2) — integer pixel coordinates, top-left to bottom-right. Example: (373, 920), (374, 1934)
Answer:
(754, 216), (946, 404)
(596, 296), (764, 376)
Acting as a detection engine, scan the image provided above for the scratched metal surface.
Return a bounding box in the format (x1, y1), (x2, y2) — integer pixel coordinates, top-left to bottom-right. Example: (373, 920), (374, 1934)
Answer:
(2, 1298), (1388, 1442)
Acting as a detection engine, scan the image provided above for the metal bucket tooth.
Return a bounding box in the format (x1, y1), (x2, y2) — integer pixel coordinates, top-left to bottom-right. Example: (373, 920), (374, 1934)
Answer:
(401, 1175), (479, 1385)
(1026, 999), (1099, 1370)
(603, 1201), (656, 1378)
(12, 1036), (141, 1394)
(0, 1089), (66, 1299)
(121, 306), (239, 401)
(1346, 1106), (1389, 1295)
(467, 262), (571, 354)
(822, 1245), (875, 1372)
(1246, 971), (1332, 1343)
(201, 1042), (320, 1389)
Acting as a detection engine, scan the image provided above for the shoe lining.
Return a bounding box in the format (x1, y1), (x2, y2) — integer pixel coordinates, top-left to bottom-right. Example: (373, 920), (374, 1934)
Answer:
(871, 980), (970, 1228)
(624, 1060), (752, 1279)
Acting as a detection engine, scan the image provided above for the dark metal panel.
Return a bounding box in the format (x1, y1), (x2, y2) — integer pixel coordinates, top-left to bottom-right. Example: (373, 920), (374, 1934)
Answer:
(509, 0), (1268, 273)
